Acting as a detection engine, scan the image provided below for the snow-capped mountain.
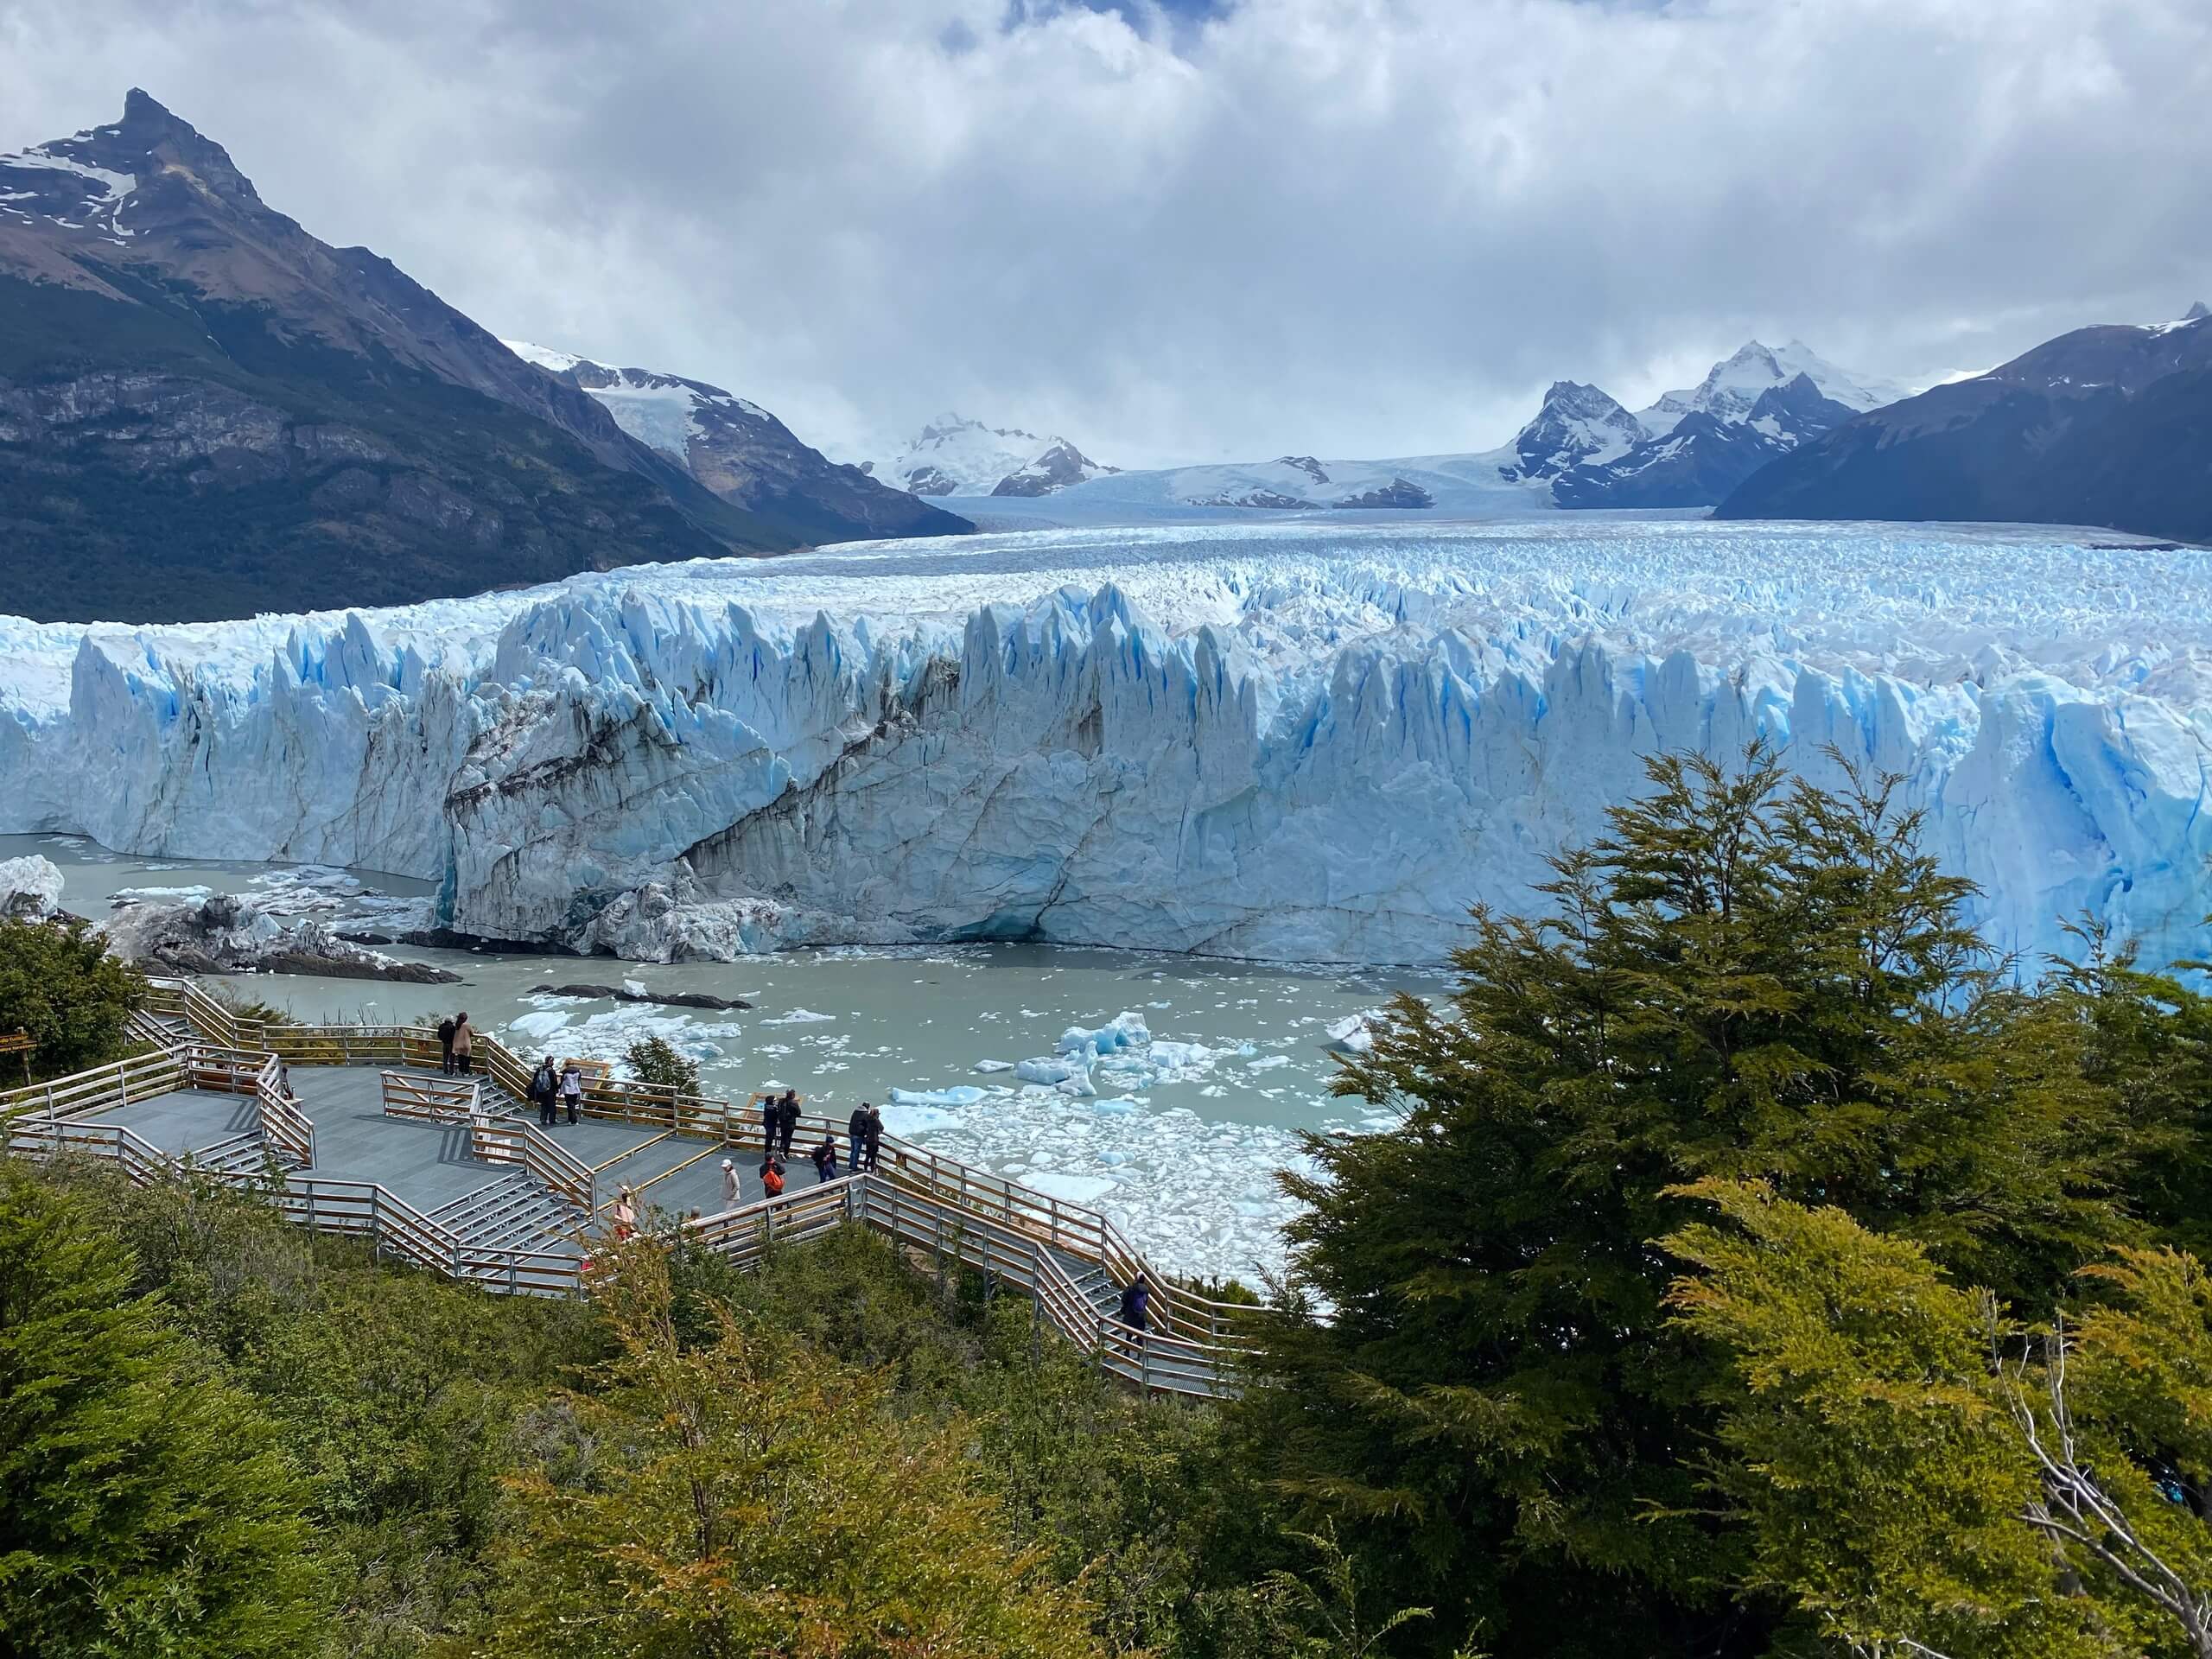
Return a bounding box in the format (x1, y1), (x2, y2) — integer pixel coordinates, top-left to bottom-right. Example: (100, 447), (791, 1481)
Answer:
(862, 414), (1115, 498)
(503, 344), (967, 543)
(0, 91), (800, 622)
(1497, 382), (1649, 483)
(962, 337), (1904, 524)
(1532, 340), (1901, 510)
(1556, 373), (1858, 509)
(1719, 305), (2212, 542)
(1638, 339), (1909, 435)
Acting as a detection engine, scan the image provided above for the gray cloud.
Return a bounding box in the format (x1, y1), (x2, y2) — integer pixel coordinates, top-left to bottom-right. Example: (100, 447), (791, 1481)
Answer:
(3, 0), (2208, 466)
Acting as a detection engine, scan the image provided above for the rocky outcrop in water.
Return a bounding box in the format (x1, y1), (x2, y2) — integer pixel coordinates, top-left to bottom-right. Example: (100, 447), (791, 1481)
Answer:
(106, 892), (459, 982)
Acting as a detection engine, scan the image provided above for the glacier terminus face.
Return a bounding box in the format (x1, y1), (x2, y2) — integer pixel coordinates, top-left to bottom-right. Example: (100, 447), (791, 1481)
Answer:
(3, 518), (2209, 974)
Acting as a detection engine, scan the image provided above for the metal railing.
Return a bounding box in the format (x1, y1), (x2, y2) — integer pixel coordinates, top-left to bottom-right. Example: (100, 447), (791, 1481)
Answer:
(254, 1055), (316, 1168)
(469, 1113), (597, 1215)
(380, 1071), (482, 1121)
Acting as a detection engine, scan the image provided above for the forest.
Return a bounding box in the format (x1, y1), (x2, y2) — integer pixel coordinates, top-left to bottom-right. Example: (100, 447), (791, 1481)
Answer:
(7, 747), (2212, 1659)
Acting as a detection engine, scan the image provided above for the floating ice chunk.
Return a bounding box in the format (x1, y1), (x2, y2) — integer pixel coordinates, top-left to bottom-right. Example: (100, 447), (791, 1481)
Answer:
(1056, 1012), (1151, 1056)
(1090, 1096), (1139, 1115)
(972, 1059), (1014, 1073)
(0, 855), (62, 918)
(1147, 1040), (1219, 1070)
(763, 1008), (836, 1025)
(112, 884), (216, 905)
(880, 1103), (957, 1135)
(1325, 1013), (1380, 1055)
(1054, 1071), (1098, 1097)
(509, 1010), (570, 1040)
(1247, 1054), (1290, 1071)
(1016, 1056), (1087, 1085)
(623, 978), (648, 998)
(889, 1084), (987, 1108)
(1025, 1170), (1116, 1205)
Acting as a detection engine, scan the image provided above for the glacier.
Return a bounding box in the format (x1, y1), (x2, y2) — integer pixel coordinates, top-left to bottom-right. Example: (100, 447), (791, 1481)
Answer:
(3, 518), (2209, 973)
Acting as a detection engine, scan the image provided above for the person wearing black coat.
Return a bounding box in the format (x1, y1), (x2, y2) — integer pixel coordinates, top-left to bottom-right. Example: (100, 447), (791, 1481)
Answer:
(861, 1102), (884, 1173)
(848, 1104), (870, 1177)
(776, 1090), (801, 1158)
(436, 1016), (457, 1076)
(529, 1056), (559, 1128)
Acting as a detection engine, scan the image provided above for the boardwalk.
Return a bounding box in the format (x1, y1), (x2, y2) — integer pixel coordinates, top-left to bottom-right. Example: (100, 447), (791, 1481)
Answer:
(3, 978), (1252, 1396)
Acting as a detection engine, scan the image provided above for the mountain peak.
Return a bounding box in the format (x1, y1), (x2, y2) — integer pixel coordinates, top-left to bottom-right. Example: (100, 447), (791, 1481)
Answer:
(35, 89), (264, 208)
(2186, 301), (2210, 322)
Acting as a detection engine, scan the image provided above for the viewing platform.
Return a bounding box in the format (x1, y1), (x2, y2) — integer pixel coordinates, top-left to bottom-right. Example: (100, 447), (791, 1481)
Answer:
(2, 980), (1253, 1397)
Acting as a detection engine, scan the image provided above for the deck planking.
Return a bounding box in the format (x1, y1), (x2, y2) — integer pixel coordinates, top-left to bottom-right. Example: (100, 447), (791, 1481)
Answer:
(84, 1063), (844, 1243)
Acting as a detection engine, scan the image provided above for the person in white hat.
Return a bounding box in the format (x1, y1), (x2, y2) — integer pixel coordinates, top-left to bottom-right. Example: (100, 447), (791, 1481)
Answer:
(720, 1156), (739, 1210)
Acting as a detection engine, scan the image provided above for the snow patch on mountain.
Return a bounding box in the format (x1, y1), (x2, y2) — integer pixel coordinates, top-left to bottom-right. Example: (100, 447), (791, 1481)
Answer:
(1639, 339), (1906, 435)
(862, 414), (1110, 498)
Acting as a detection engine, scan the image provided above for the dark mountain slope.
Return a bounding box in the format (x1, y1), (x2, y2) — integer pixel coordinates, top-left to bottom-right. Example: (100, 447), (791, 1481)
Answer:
(1718, 313), (2212, 542)
(0, 92), (797, 623)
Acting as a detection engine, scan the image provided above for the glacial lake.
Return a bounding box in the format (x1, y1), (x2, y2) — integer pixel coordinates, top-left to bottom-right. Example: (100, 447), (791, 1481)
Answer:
(14, 832), (1445, 1285)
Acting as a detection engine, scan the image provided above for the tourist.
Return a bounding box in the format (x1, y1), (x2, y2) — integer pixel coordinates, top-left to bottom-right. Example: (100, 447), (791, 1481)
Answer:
(531, 1054), (558, 1127)
(1116, 1273), (1151, 1336)
(760, 1092), (779, 1154)
(861, 1101), (884, 1173)
(849, 1103), (870, 1175)
(610, 1184), (638, 1240)
(452, 1012), (474, 1076)
(720, 1155), (739, 1209)
(560, 1058), (583, 1124)
(776, 1089), (801, 1158)
(810, 1134), (838, 1182)
(436, 1014), (457, 1075)
(760, 1154), (785, 1200)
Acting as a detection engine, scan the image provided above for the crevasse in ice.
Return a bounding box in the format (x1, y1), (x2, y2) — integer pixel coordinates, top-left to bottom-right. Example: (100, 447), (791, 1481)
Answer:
(2, 519), (2207, 972)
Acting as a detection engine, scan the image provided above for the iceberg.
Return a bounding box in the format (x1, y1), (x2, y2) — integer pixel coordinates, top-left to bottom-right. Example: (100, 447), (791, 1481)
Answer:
(1, 520), (2208, 973)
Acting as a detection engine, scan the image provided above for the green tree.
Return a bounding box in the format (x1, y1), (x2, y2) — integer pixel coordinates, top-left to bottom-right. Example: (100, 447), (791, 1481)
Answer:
(626, 1033), (702, 1096)
(0, 1161), (324, 1656)
(1667, 1180), (2212, 1658)
(2044, 921), (2212, 1260)
(1244, 748), (2133, 1656)
(0, 916), (143, 1079)
(493, 1233), (1104, 1657)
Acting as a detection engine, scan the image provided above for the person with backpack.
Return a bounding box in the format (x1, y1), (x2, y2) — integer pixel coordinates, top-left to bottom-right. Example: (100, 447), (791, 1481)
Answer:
(530, 1054), (558, 1127)
(848, 1103), (870, 1177)
(776, 1090), (801, 1158)
(436, 1014), (457, 1076)
(451, 1012), (474, 1076)
(861, 1101), (884, 1173)
(759, 1154), (785, 1200)
(810, 1134), (839, 1182)
(560, 1058), (583, 1125)
(1116, 1273), (1151, 1336)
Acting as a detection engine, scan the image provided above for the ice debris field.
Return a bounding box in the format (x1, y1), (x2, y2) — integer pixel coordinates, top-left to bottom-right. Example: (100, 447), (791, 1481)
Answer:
(3, 518), (2210, 973)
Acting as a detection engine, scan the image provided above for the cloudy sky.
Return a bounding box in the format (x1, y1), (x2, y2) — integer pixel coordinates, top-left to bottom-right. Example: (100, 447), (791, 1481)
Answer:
(3, 0), (2209, 467)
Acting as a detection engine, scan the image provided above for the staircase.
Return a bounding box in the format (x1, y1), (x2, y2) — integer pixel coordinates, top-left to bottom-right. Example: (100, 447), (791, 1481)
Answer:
(430, 1173), (582, 1258)
(187, 1132), (277, 1181)
(1052, 1246), (1124, 1325)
